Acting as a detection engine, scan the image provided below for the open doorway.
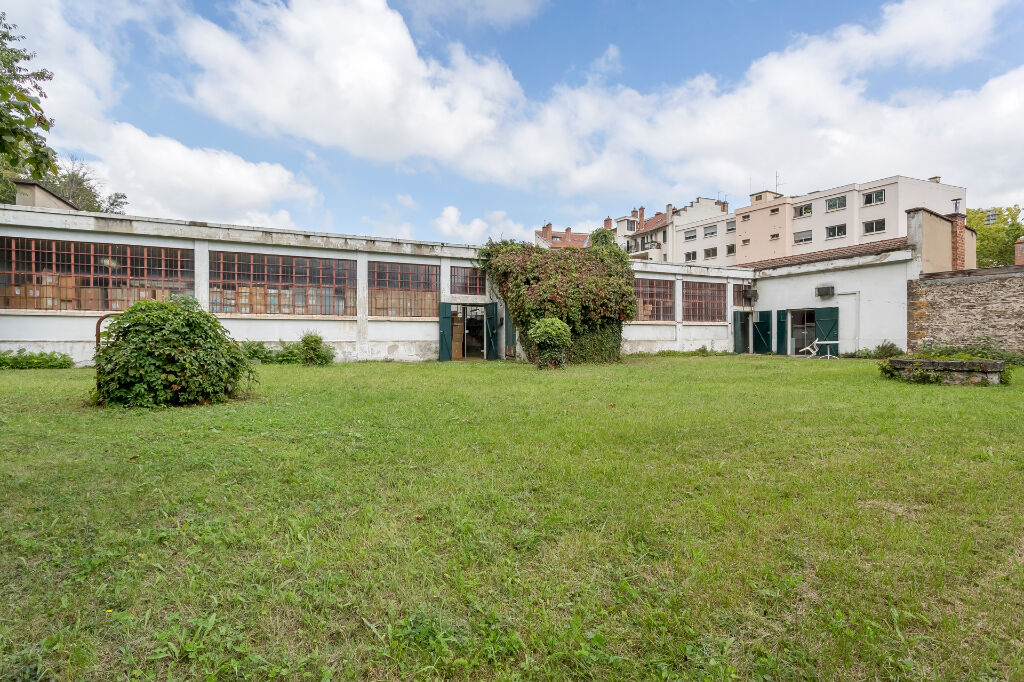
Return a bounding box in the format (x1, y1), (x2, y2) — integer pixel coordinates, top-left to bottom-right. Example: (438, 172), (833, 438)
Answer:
(733, 311), (751, 353)
(451, 305), (486, 361)
(791, 309), (815, 355)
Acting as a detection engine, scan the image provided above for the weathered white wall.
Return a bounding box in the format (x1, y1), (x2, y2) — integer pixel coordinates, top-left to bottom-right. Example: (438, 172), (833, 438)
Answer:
(752, 253), (915, 353)
(622, 322), (731, 354)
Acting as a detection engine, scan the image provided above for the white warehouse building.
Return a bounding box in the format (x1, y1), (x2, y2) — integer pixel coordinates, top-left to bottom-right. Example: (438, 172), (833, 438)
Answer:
(0, 180), (976, 364)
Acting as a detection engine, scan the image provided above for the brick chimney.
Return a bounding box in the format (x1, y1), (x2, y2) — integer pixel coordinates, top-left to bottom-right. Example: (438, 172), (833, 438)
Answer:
(603, 216), (612, 230)
(1016, 235), (1024, 266)
(564, 227), (571, 236)
(946, 212), (967, 270)
(638, 206), (645, 227)
(716, 199), (729, 213)
(631, 208), (638, 219)
(540, 222), (553, 241)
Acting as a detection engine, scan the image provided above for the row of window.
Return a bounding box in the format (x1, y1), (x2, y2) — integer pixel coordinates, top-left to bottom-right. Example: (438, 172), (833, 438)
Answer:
(792, 219), (886, 245)
(683, 243), (738, 262)
(634, 278), (728, 322)
(793, 189), (885, 219)
(1, 239), (485, 315)
(682, 219), (737, 242)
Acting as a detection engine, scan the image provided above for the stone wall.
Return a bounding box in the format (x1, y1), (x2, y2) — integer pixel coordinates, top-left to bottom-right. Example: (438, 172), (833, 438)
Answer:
(907, 265), (1024, 352)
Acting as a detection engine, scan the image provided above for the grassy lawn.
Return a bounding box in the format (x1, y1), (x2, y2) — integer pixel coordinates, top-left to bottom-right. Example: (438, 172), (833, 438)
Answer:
(1, 357), (1023, 680)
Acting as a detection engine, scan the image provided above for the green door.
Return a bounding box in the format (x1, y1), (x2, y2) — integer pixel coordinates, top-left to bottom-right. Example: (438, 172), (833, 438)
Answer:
(814, 306), (839, 357)
(439, 302), (452, 362)
(503, 305), (516, 359)
(753, 311), (772, 354)
(776, 310), (788, 355)
(484, 302), (499, 360)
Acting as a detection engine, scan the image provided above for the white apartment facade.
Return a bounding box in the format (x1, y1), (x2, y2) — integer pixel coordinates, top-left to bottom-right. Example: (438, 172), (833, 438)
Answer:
(613, 175), (967, 268)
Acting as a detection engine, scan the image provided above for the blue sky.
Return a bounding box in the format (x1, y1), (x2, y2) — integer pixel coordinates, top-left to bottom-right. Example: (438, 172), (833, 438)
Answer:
(9, 0), (1024, 243)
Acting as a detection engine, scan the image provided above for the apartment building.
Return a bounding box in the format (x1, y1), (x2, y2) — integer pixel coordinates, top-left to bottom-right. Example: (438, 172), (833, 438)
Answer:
(613, 175), (967, 268)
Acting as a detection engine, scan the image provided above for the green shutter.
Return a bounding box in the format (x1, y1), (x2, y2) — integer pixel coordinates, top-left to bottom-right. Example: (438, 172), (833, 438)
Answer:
(753, 311), (772, 354)
(776, 310), (788, 355)
(503, 304), (516, 359)
(814, 306), (839, 357)
(439, 302), (452, 362)
(733, 311), (744, 353)
(484, 302), (499, 360)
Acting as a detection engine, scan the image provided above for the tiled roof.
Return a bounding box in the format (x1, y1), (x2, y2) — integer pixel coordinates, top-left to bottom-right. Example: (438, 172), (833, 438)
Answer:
(536, 229), (590, 248)
(633, 212), (668, 236)
(741, 237), (909, 270)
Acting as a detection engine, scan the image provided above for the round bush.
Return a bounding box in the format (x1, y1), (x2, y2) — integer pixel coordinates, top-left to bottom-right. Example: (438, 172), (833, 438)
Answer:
(528, 317), (571, 369)
(94, 297), (255, 407)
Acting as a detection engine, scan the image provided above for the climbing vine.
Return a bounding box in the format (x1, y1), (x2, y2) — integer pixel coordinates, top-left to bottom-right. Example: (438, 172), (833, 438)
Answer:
(478, 231), (636, 364)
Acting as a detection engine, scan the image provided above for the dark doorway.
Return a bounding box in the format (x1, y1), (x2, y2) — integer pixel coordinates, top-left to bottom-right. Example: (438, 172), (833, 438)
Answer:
(452, 305), (486, 360)
(733, 311), (751, 353)
(791, 309), (816, 354)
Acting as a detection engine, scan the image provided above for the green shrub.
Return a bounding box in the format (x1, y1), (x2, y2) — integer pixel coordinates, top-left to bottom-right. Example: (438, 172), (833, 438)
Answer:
(528, 318), (571, 369)
(878, 359), (942, 384)
(0, 348), (74, 369)
(94, 296), (255, 407)
(842, 341), (904, 359)
(241, 333), (336, 366)
(916, 337), (1024, 366)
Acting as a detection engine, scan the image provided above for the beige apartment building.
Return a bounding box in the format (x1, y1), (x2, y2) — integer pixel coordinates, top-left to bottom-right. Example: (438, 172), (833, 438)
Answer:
(615, 175), (967, 268)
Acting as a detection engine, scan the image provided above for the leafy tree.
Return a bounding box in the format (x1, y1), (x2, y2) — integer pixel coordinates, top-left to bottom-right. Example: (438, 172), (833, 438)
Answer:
(967, 205), (1023, 267)
(0, 12), (57, 186)
(587, 228), (616, 248)
(41, 156), (129, 213)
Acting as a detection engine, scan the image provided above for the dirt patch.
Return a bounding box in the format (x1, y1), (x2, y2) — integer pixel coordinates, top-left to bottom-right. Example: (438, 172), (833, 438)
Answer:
(857, 499), (925, 518)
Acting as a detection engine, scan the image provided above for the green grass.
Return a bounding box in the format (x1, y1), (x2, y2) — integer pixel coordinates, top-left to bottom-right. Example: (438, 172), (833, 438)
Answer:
(2, 357), (1023, 680)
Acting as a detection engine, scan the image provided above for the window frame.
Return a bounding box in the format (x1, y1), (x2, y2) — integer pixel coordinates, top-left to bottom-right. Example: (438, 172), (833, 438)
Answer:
(825, 196), (847, 212)
(863, 219), (886, 235)
(825, 223), (847, 239)
(450, 266), (486, 295)
(704, 247), (718, 259)
(726, 220), (736, 233)
(634, 278), (675, 322)
(793, 203), (812, 218)
(683, 229), (697, 242)
(862, 189), (885, 206)
(209, 250), (356, 316)
(703, 224), (718, 238)
(368, 261), (440, 318)
(725, 243), (736, 256)
(1, 237), (195, 312)
(680, 281), (727, 322)
(793, 230), (813, 245)
(684, 251), (697, 262)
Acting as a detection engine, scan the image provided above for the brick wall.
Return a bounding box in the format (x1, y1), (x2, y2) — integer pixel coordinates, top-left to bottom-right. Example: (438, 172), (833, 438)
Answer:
(907, 266), (1024, 352)
(1016, 237), (1024, 266)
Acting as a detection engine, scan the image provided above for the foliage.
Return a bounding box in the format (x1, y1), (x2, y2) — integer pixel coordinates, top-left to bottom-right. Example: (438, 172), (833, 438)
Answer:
(4, 357), (1024, 678)
(0, 347), (73, 369)
(915, 336), (1024, 366)
(627, 346), (733, 358)
(878, 359), (942, 384)
(37, 156), (129, 213)
(94, 296), (255, 407)
(241, 333), (336, 366)
(478, 239), (636, 365)
(966, 205), (1023, 268)
(588, 227), (616, 248)
(0, 12), (57, 185)
(841, 341), (904, 359)
(527, 317), (571, 369)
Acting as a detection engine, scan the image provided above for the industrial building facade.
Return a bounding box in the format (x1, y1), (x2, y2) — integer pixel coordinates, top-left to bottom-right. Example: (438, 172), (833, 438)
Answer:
(0, 189), (976, 365)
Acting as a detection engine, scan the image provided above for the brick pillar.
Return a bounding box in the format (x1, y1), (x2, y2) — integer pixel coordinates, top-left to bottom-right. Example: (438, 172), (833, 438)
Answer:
(603, 216), (612, 230)
(946, 212), (966, 270)
(1016, 236), (1024, 266)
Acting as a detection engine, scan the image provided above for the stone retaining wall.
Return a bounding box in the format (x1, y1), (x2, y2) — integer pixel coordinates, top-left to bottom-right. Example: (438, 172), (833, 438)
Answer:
(907, 266), (1024, 352)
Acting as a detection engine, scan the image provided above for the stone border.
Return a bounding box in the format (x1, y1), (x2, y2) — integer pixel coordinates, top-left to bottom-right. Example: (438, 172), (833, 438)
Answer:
(888, 358), (1006, 385)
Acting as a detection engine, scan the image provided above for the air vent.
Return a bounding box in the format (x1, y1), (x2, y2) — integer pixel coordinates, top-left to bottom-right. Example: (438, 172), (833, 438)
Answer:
(741, 288), (758, 302)
(816, 285), (835, 297)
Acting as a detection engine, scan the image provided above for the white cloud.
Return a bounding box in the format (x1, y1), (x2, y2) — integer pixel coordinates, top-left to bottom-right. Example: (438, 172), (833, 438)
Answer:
(395, 193), (418, 209)
(173, 0), (1024, 208)
(588, 45), (622, 79)
(431, 206), (533, 243)
(5, 0), (318, 226)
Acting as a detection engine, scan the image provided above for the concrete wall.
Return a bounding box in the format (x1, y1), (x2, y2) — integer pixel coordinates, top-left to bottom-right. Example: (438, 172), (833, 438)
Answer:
(907, 266), (1024, 352)
(752, 251), (917, 353)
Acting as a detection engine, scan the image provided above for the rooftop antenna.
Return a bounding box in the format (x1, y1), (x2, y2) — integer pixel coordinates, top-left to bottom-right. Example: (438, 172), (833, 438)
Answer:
(775, 170), (785, 194)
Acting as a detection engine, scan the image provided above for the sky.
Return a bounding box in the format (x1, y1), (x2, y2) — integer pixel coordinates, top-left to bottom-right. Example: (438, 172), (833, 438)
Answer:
(7, 0), (1024, 244)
